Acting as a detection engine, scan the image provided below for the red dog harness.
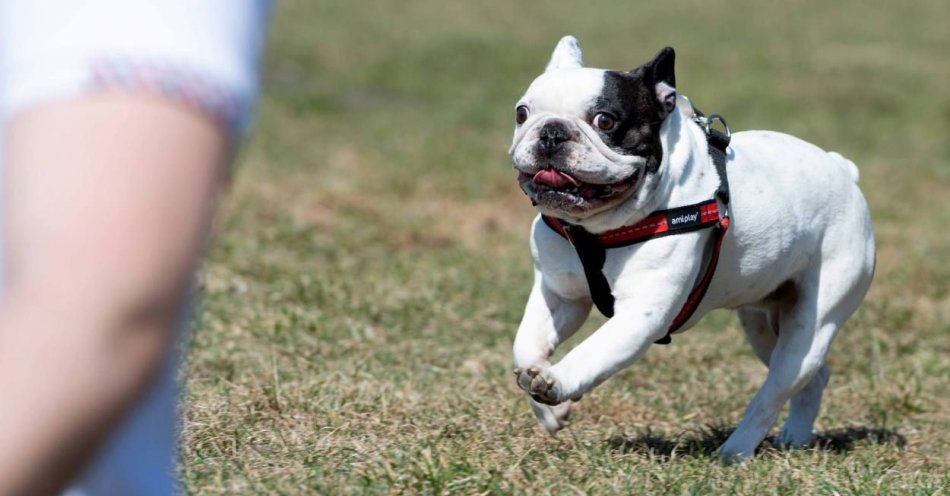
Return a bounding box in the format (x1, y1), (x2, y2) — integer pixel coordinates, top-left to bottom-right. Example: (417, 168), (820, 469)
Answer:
(542, 113), (731, 344)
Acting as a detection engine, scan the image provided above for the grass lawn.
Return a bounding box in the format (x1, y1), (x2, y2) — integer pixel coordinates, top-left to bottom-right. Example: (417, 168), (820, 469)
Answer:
(181, 0), (950, 493)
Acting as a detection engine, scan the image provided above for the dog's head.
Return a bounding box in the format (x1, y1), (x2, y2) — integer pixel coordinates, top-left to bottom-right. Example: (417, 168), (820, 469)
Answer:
(509, 36), (678, 220)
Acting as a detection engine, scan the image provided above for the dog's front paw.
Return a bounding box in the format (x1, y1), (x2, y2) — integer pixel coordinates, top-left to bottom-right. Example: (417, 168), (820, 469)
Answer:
(514, 366), (562, 405)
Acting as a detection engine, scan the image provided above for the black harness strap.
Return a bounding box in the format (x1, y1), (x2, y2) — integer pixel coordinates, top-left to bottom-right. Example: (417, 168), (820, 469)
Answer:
(550, 117), (731, 345)
(709, 133), (731, 205)
(562, 224), (615, 318)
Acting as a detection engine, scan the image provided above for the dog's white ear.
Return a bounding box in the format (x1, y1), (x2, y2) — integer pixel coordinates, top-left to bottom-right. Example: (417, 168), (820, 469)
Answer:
(545, 35), (584, 72)
(648, 47), (677, 113)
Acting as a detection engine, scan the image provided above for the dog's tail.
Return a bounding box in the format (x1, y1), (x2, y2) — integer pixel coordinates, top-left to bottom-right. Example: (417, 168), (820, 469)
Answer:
(828, 151), (859, 183)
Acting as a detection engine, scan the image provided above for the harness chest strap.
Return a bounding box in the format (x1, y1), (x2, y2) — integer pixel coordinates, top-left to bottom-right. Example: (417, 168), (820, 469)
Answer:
(542, 124), (731, 345)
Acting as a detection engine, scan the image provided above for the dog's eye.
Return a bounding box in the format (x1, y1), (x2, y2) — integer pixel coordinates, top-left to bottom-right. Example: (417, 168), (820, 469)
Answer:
(515, 105), (529, 125)
(592, 112), (617, 131)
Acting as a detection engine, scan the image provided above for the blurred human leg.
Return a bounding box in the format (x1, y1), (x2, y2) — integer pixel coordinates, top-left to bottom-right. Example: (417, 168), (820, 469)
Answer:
(0, 1), (271, 493)
(0, 93), (227, 495)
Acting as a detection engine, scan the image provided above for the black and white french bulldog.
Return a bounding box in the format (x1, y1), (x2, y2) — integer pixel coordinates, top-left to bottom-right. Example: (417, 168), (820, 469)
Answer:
(509, 36), (875, 461)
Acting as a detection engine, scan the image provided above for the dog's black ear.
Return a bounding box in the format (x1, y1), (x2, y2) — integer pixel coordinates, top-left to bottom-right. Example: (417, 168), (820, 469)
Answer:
(638, 47), (676, 113)
(650, 46), (676, 88)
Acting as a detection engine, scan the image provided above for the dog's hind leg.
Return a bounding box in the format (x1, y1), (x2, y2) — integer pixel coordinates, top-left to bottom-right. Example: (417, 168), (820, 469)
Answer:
(719, 257), (871, 462)
(739, 302), (829, 448)
(776, 363), (830, 448)
(719, 288), (830, 461)
(737, 306), (778, 366)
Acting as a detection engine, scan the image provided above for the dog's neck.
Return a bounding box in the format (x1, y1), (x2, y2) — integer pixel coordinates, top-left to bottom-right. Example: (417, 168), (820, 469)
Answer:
(566, 96), (720, 234)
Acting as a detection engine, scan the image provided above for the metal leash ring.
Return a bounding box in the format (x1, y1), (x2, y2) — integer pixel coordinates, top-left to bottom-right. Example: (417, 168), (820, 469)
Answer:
(705, 113), (731, 138)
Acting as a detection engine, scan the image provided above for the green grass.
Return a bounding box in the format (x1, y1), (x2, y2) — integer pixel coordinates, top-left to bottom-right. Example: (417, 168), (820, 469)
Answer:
(181, 0), (950, 493)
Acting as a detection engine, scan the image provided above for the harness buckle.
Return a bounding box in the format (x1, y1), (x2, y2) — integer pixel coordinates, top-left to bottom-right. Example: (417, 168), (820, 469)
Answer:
(718, 201), (730, 221)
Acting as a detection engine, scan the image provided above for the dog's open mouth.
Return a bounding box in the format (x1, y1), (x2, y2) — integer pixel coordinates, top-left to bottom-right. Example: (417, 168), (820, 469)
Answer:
(517, 168), (639, 208)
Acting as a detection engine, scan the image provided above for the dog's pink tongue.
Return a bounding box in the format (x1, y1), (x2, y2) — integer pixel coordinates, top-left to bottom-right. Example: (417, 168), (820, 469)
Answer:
(533, 169), (579, 189)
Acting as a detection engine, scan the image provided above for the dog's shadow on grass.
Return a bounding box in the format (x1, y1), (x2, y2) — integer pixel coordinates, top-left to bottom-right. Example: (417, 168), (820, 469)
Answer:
(605, 424), (906, 459)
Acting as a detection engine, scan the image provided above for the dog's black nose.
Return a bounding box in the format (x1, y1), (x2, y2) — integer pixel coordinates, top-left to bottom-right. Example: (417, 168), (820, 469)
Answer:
(537, 122), (571, 157)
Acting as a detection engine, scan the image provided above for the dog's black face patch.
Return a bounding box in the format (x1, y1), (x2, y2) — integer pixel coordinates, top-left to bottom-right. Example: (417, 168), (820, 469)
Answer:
(590, 48), (676, 173)
(591, 71), (665, 172)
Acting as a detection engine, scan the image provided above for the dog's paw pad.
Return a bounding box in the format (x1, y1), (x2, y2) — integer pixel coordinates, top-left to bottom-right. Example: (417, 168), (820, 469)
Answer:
(515, 366), (560, 405)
